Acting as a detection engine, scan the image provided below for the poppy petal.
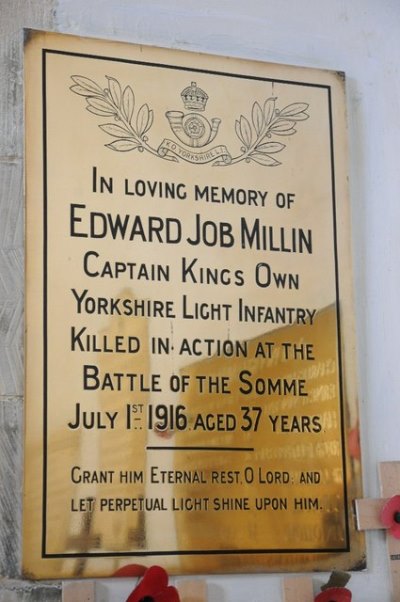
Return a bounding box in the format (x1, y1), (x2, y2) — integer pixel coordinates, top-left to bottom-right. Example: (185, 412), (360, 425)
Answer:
(314, 587), (352, 602)
(154, 585), (181, 602)
(126, 566), (169, 602)
(390, 521), (400, 538)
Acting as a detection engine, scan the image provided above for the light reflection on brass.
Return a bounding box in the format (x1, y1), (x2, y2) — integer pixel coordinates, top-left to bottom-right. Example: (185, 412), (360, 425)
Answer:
(66, 507), (101, 576)
(174, 305), (361, 572)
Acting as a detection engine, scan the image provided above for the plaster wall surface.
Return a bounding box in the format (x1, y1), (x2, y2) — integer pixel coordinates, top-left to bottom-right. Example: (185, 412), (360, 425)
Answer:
(1, 0), (399, 599)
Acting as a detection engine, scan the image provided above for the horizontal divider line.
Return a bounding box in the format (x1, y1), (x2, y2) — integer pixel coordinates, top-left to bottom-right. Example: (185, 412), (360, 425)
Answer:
(146, 446), (254, 451)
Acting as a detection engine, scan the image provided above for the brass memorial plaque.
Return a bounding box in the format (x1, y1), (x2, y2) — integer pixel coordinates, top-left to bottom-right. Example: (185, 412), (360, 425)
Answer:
(24, 30), (364, 578)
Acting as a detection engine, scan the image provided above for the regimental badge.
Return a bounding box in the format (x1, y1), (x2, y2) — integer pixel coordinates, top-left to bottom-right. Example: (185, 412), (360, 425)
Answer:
(165, 82), (221, 148)
(70, 75), (309, 166)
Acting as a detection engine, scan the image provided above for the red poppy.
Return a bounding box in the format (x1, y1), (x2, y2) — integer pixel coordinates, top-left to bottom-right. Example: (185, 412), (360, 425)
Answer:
(380, 494), (400, 538)
(125, 565), (180, 602)
(314, 587), (352, 602)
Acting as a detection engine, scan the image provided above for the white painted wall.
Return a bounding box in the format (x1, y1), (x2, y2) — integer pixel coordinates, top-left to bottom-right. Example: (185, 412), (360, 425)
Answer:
(2, 0), (400, 599)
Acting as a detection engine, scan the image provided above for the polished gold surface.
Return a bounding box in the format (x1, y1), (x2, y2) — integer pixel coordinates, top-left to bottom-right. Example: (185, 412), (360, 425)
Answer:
(24, 31), (364, 578)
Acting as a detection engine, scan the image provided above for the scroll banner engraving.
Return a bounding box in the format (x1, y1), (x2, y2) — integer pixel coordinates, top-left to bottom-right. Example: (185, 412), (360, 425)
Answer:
(158, 139), (232, 164)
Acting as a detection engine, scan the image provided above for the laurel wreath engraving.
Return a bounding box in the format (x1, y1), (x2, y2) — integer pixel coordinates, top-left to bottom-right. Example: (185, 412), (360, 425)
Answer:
(231, 98), (309, 166)
(70, 75), (309, 166)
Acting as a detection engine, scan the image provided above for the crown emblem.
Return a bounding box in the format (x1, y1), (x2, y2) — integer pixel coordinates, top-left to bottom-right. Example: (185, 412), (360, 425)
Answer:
(181, 82), (208, 112)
